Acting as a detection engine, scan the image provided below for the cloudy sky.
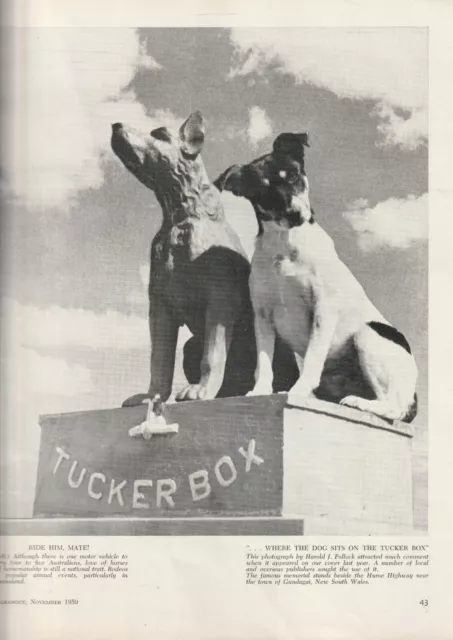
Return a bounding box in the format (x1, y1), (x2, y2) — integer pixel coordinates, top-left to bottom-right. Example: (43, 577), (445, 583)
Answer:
(1, 27), (428, 517)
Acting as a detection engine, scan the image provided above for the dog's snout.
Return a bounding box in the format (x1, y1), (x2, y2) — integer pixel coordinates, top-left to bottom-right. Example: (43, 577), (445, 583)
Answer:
(112, 123), (123, 132)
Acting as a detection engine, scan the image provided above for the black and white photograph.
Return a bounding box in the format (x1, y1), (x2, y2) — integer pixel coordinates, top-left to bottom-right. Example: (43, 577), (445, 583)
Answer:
(1, 26), (428, 536)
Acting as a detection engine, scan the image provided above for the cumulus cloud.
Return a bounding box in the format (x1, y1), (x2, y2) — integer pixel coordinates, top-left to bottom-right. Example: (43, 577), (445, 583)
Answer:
(7, 345), (93, 398)
(2, 298), (97, 397)
(3, 294), (193, 367)
(228, 48), (265, 79)
(3, 28), (178, 210)
(229, 28), (427, 149)
(1, 296), (151, 516)
(3, 298), (149, 350)
(1, 299), (95, 517)
(343, 193), (428, 252)
(0, 295), (193, 516)
(137, 41), (162, 70)
(373, 103), (428, 150)
(0, 346), (93, 518)
(247, 106), (273, 146)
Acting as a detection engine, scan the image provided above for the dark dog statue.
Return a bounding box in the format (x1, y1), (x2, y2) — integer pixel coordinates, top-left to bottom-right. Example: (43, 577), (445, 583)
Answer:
(111, 112), (297, 405)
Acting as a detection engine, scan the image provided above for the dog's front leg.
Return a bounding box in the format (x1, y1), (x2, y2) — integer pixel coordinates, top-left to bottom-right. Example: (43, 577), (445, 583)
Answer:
(176, 297), (235, 401)
(122, 298), (178, 406)
(248, 309), (276, 396)
(288, 296), (337, 405)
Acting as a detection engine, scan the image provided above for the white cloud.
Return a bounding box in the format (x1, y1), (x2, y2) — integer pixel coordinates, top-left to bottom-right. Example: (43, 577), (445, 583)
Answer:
(247, 106), (273, 146)
(229, 28), (427, 149)
(3, 28), (178, 210)
(137, 41), (162, 70)
(343, 193), (428, 252)
(1, 302), (94, 517)
(0, 295), (194, 516)
(0, 346), (93, 518)
(4, 343), (93, 399)
(2, 295), (193, 361)
(2, 298), (96, 398)
(228, 48), (265, 79)
(3, 298), (149, 350)
(373, 103), (428, 150)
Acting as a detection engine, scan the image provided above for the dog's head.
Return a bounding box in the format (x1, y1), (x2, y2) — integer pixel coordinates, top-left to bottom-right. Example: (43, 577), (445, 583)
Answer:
(214, 132), (313, 231)
(111, 111), (206, 192)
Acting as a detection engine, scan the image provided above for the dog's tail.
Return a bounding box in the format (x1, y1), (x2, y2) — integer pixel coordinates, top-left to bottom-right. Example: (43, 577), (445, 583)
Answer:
(402, 392), (418, 423)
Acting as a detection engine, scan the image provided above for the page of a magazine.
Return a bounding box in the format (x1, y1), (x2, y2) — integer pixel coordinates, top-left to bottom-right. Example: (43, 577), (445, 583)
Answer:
(1, 1), (452, 638)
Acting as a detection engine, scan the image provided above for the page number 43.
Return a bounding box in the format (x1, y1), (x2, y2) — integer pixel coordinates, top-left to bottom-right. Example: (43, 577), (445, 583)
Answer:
(419, 599), (428, 607)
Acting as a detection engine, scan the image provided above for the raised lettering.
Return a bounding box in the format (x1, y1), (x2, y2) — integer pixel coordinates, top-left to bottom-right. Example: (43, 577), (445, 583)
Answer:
(87, 472), (105, 500)
(238, 439), (264, 472)
(133, 480), (153, 509)
(67, 460), (86, 489)
(53, 447), (70, 475)
(108, 479), (127, 507)
(156, 479), (176, 508)
(214, 456), (237, 487)
(188, 469), (211, 502)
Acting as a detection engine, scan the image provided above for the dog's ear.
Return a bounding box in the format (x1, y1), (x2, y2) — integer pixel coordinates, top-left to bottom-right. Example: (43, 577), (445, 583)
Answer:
(180, 111), (205, 155)
(273, 132), (310, 162)
(213, 165), (244, 195)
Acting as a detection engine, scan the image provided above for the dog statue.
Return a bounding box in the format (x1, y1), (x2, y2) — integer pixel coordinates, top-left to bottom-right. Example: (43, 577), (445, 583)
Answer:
(111, 112), (297, 405)
(214, 132), (418, 423)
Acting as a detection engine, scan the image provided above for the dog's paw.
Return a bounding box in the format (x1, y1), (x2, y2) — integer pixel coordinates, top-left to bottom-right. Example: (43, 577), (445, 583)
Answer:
(340, 395), (367, 411)
(122, 393), (152, 408)
(287, 381), (312, 400)
(286, 382), (314, 407)
(175, 384), (209, 402)
(287, 392), (308, 407)
(247, 384), (273, 397)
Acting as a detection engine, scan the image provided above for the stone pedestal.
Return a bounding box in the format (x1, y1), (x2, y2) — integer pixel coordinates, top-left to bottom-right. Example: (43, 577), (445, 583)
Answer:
(2, 395), (414, 535)
(282, 398), (414, 534)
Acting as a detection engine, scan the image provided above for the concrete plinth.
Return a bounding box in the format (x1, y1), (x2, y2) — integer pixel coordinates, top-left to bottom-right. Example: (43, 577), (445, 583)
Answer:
(2, 394), (414, 535)
(283, 398), (414, 534)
